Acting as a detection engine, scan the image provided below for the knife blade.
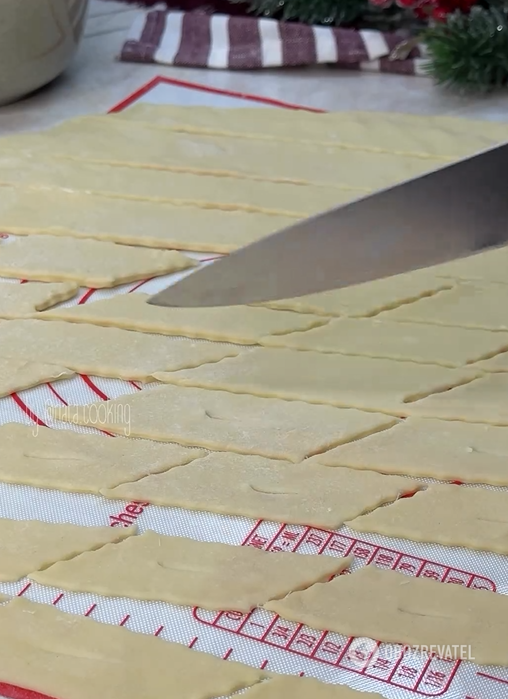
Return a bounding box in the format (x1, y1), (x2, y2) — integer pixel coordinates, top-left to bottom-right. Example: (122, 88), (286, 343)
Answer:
(149, 141), (508, 308)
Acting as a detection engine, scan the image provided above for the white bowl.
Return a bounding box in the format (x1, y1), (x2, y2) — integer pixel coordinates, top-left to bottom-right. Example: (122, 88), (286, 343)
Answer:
(0, 0), (89, 106)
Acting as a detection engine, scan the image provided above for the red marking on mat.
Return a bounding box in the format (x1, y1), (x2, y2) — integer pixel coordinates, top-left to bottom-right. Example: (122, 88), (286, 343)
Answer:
(108, 75), (324, 114)
(84, 604), (97, 617)
(477, 671), (508, 686)
(78, 288), (97, 304)
(260, 660), (268, 670)
(79, 375), (109, 401)
(119, 614), (130, 627)
(0, 684), (58, 699)
(450, 480), (463, 486)
(19, 279), (28, 284)
(109, 500), (150, 528)
(10, 394), (47, 427)
(130, 381), (142, 391)
(154, 625), (164, 637)
(17, 582), (31, 597)
(129, 278), (152, 292)
(223, 648), (233, 660)
(47, 383), (68, 405)
(188, 636), (198, 648)
(52, 593), (64, 606)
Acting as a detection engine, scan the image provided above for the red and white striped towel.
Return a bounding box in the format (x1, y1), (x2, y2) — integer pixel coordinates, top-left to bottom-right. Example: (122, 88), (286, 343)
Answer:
(120, 9), (427, 75)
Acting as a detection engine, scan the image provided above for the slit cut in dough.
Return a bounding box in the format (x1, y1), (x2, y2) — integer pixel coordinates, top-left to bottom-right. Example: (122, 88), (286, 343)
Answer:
(258, 273), (454, 317)
(242, 676), (384, 698)
(347, 483), (508, 554)
(0, 234), (194, 287)
(153, 348), (479, 416)
(314, 417), (508, 486)
(407, 373), (508, 425)
(0, 157), (347, 218)
(0, 185), (297, 253)
(46, 384), (397, 462)
(101, 452), (418, 529)
(0, 357), (73, 397)
(429, 245), (508, 284)
(39, 293), (327, 344)
(0, 320), (241, 381)
(261, 318), (508, 367)
(0, 281), (77, 318)
(379, 283), (508, 331)
(7, 116), (435, 190)
(265, 564), (508, 667)
(31, 532), (351, 612)
(0, 423), (205, 493)
(0, 597), (264, 699)
(0, 518), (134, 581)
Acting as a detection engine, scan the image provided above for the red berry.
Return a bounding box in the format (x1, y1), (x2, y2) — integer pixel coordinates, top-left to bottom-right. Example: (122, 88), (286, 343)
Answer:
(431, 5), (449, 19)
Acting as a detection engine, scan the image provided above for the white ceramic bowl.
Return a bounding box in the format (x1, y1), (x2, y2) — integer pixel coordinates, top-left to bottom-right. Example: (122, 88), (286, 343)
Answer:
(0, 0), (89, 106)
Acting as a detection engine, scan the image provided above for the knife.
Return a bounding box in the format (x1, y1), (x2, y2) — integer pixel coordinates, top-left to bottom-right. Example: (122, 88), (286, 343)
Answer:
(149, 141), (508, 308)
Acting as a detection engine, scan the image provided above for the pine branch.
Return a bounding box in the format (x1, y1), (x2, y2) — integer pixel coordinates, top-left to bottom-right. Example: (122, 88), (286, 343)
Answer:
(228, 0), (369, 26)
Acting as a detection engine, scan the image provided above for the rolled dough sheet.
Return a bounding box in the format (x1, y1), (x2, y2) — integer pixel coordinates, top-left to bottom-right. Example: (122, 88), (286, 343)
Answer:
(0, 185), (297, 253)
(259, 273), (455, 317)
(265, 564), (508, 667)
(0, 597), (264, 699)
(101, 452), (418, 529)
(347, 483), (508, 554)
(119, 105), (507, 160)
(0, 423), (205, 493)
(7, 116), (435, 190)
(407, 373), (508, 425)
(379, 283), (508, 331)
(242, 676), (383, 698)
(0, 280), (77, 318)
(0, 234), (194, 287)
(0, 518), (134, 581)
(314, 417), (508, 486)
(0, 356), (73, 397)
(429, 245), (508, 284)
(0, 320), (241, 381)
(470, 351), (508, 373)
(260, 318), (508, 367)
(0, 157), (348, 217)
(154, 348), (479, 416)
(30, 532), (351, 612)
(47, 384), (395, 461)
(39, 293), (327, 344)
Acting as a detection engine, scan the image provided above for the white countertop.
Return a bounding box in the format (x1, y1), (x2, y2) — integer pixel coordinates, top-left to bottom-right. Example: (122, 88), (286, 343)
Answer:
(1, 0), (508, 134)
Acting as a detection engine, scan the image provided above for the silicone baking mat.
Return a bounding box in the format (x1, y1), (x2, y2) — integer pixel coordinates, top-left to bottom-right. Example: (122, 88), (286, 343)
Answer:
(0, 75), (506, 699)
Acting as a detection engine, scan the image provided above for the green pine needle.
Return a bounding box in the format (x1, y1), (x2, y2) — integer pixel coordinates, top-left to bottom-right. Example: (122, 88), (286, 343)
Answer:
(424, 6), (508, 91)
(228, 0), (368, 26)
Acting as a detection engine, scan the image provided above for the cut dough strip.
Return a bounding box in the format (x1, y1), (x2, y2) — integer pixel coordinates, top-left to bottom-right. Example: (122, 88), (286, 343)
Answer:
(0, 320), (241, 381)
(39, 293), (327, 344)
(0, 158), (350, 218)
(47, 384), (397, 462)
(242, 676), (384, 699)
(0, 185), (297, 253)
(265, 564), (508, 667)
(0, 518), (134, 581)
(7, 116), (435, 190)
(30, 532), (351, 612)
(0, 597), (264, 699)
(0, 281), (77, 318)
(101, 452), (418, 529)
(347, 483), (508, 554)
(259, 272), (455, 317)
(0, 357), (73, 398)
(0, 423), (204, 493)
(154, 348), (479, 416)
(0, 234), (194, 287)
(315, 417), (508, 486)
(261, 318), (508, 367)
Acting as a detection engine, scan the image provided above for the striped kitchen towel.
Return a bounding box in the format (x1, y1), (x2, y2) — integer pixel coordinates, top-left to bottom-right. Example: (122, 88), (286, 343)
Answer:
(120, 9), (427, 75)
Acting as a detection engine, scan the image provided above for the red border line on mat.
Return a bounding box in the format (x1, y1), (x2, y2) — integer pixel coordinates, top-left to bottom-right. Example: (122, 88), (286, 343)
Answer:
(108, 75), (325, 113)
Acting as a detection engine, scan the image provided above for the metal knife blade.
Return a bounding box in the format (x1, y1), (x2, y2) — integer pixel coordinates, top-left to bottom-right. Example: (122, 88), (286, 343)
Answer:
(149, 142), (508, 308)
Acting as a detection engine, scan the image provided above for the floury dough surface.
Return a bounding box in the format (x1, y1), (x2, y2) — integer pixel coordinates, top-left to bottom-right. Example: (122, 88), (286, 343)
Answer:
(0, 518), (134, 581)
(0, 356), (73, 397)
(347, 483), (508, 554)
(0, 234), (194, 287)
(0, 319), (241, 381)
(315, 417), (508, 485)
(0, 423), (205, 493)
(47, 384), (396, 461)
(153, 348), (480, 416)
(39, 292), (327, 344)
(0, 597), (264, 699)
(0, 185), (297, 253)
(261, 317), (508, 367)
(265, 565), (508, 667)
(0, 280), (77, 318)
(241, 676), (384, 699)
(101, 452), (417, 529)
(30, 532), (351, 612)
